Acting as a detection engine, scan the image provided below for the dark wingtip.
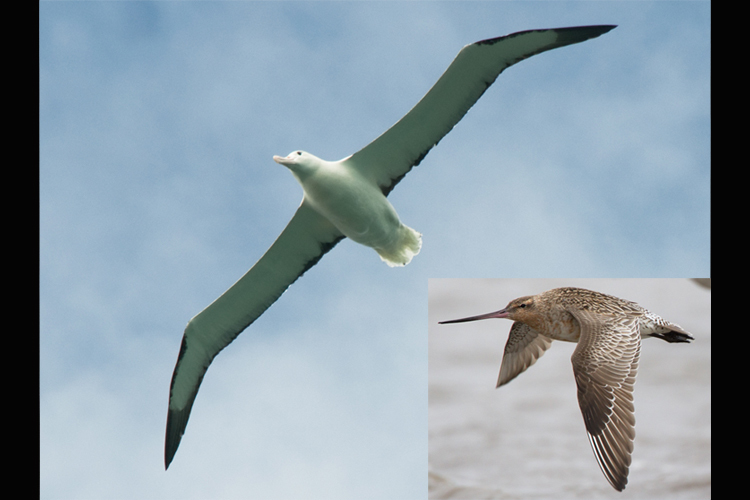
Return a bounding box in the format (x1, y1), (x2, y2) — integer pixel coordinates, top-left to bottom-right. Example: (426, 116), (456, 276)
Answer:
(164, 407), (187, 470)
(551, 24), (618, 44)
(165, 375), (196, 470)
(164, 411), (178, 470)
(561, 24), (617, 33)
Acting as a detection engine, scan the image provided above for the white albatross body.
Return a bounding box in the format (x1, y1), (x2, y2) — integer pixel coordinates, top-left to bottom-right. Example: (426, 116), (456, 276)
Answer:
(165, 25), (616, 469)
(273, 151), (422, 267)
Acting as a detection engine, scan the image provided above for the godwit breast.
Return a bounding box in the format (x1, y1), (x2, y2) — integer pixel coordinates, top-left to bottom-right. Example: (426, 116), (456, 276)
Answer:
(439, 286), (693, 491)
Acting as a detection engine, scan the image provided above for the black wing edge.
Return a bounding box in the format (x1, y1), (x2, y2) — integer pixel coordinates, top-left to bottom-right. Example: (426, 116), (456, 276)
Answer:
(477, 24), (617, 48)
(380, 146), (432, 196)
(476, 25), (617, 74)
(378, 25), (616, 196)
(164, 233), (345, 470)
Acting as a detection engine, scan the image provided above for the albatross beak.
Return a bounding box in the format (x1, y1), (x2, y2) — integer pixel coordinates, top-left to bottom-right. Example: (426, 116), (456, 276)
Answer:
(439, 308), (509, 324)
(273, 155), (287, 164)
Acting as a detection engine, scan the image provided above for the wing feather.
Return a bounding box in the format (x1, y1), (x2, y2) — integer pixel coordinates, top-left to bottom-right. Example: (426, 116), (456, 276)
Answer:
(497, 322), (553, 387)
(570, 310), (640, 491)
(164, 200), (344, 468)
(346, 25), (616, 195)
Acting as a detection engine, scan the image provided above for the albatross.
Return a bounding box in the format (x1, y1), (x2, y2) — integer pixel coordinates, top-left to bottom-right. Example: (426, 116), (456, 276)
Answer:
(165, 25), (616, 469)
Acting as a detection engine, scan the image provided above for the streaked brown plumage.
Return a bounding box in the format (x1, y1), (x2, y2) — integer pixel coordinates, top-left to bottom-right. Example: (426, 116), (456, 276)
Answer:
(439, 286), (693, 491)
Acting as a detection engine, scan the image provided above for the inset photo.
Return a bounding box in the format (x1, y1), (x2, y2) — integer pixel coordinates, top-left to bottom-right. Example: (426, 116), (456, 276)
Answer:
(428, 279), (710, 498)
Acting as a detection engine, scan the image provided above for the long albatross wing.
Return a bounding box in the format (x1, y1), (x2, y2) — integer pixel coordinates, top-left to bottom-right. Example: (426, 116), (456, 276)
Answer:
(165, 201), (344, 469)
(346, 25), (616, 195)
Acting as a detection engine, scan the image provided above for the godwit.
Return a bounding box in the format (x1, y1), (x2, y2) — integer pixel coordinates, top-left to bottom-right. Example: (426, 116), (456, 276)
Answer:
(439, 286), (693, 491)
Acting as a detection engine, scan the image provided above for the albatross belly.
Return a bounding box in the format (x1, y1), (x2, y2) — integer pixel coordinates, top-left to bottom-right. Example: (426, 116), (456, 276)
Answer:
(301, 161), (422, 267)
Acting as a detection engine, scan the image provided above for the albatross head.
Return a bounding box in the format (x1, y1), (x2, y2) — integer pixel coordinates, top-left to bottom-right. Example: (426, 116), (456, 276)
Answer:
(273, 150), (322, 181)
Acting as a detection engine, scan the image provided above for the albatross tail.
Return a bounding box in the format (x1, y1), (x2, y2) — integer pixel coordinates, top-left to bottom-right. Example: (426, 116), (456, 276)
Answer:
(376, 225), (422, 267)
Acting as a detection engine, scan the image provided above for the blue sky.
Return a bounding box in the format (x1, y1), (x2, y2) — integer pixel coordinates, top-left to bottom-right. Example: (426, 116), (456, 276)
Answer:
(40, 2), (709, 499)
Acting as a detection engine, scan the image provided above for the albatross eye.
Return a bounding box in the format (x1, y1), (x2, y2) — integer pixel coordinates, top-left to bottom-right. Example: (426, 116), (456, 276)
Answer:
(296, 151), (302, 156)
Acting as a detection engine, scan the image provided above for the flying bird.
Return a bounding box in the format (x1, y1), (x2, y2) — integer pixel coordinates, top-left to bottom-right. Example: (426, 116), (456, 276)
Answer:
(165, 25), (616, 469)
(439, 287), (693, 491)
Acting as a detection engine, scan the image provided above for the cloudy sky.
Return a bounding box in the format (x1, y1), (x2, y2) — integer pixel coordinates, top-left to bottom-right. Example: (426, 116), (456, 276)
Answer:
(40, 2), (709, 499)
